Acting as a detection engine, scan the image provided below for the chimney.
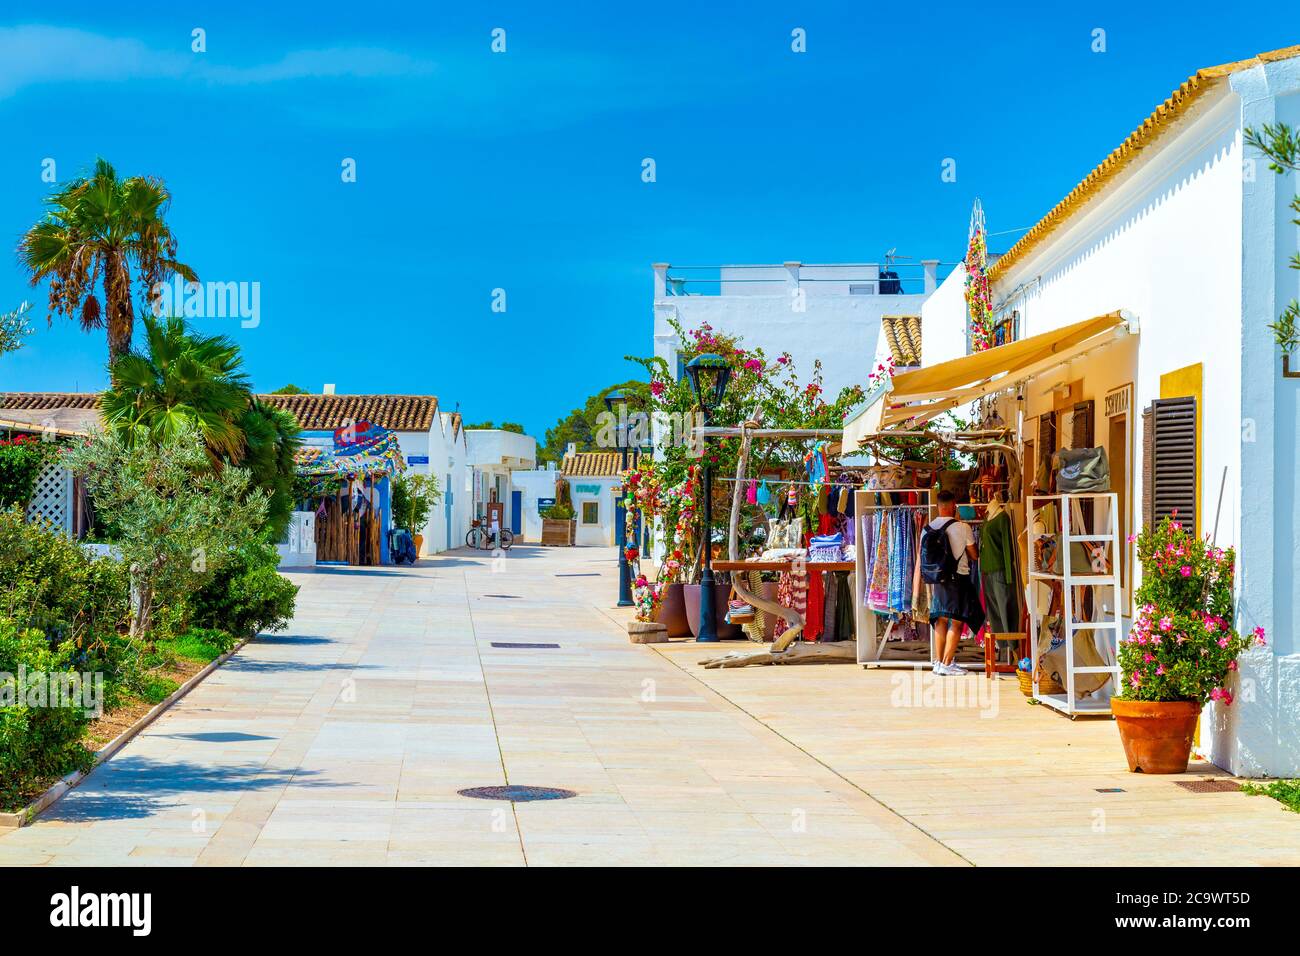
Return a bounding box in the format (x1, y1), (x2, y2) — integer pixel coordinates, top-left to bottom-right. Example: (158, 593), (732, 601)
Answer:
(566, 442), (577, 459)
(323, 384), (336, 395)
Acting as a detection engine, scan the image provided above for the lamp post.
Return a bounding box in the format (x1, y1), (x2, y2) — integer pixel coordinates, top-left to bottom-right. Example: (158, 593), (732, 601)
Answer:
(604, 389), (634, 607)
(685, 353), (732, 642)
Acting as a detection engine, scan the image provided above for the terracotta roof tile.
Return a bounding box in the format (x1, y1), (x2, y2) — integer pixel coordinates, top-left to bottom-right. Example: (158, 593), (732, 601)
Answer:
(560, 451), (623, 477)
(0, 392), (101, 411)
(256, 394), (438, 432)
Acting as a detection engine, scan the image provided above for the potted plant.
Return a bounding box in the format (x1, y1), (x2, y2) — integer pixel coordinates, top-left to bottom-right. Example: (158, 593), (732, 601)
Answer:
(1112, 514), (1266, 773)
(540, 502), (575, 546)
(391, 473), (440, 556)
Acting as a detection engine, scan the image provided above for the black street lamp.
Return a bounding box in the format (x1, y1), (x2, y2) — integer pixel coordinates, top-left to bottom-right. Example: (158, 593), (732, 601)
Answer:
(685, 353), (732, 643)
(604, 389), (634, 607)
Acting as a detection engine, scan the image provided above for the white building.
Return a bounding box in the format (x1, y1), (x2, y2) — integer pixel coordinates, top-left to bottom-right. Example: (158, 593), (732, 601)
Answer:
(465, 428), (538, 538)
(653, 260), (942, 399)
(848, 45), (1300, 777)
(559, 449), (626, 546)
(509, 462), (560, 543)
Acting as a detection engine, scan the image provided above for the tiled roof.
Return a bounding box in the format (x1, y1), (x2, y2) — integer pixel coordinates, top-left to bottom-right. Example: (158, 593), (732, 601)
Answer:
(990, 44), (1300, 283)
(256, 394), (439, 432)
(0, 392), (100, 410)
(881, 315), (922, 367)
(560, 451), (623, 477)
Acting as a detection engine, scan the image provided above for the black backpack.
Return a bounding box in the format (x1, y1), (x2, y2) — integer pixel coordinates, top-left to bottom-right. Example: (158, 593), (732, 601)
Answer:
(920, 518), (959, 584)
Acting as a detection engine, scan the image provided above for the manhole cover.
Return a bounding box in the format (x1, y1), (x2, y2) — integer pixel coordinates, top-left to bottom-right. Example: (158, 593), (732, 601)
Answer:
(554, 573), (599, 577)
(483, 594), (520, 599)
(490, 642), (559, 649)
(1175, 779), (1241, 793)
(458, 785), (577, 802)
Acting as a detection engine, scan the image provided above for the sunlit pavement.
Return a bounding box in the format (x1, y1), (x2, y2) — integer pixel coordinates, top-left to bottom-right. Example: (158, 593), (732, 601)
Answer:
(0, 544), (1294, 866)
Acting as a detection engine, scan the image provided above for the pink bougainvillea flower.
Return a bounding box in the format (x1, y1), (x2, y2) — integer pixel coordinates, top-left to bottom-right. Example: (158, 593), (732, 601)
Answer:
(1179, 565), (1192, 577)
(1159, 616), (1172, 632)
(1217, 637), (1229, 648)
(1209, 687), (1223, 701)
(1156, 665), (1165, 676)
(1143, 653), (1154, 664)
(1253, 626), (1267, 646)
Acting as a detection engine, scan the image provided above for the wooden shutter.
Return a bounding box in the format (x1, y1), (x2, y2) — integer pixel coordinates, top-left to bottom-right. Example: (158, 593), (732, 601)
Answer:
(1149, 397), (1196, 529)
(1072, 401), (1094, 448)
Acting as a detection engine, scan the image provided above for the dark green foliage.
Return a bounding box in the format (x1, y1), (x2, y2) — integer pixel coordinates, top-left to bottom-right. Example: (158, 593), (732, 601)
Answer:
(238, 400), (302, 541)
(188, 539), (298, 640)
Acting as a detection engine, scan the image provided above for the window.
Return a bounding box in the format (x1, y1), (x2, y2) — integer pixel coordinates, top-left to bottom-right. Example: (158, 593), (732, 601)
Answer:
(1142, 397), (1197, 531)
(581, 501), (600, 525)
(849, 282), (876, 296)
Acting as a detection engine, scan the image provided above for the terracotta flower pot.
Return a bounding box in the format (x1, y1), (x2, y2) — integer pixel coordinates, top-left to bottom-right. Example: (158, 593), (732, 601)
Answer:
(655, 583), (693, 638)
(682, 582), (742, 640)
(412, 534), (424, 556)
(1111, 698), (1200, 774)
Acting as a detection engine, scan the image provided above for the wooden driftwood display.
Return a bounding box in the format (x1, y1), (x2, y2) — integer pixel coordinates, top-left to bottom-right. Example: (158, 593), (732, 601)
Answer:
(697, 422), (856, 669)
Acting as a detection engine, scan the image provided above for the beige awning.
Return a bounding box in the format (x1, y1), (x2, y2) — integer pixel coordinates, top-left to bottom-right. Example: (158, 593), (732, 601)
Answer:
(880, 311), (1130, 428)
(840, 390), (887, 452)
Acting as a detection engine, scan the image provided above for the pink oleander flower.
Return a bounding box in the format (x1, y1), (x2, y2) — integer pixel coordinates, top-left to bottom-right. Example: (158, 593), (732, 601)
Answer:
(1156, 665), (1165, 676)
(1217, 637), (1229, 648)
(1179, 565), (1192, 577)
(1159, 616), (1172, 632)
(1143, 653), (1154, 664)
(1253, 626), (1267, 646)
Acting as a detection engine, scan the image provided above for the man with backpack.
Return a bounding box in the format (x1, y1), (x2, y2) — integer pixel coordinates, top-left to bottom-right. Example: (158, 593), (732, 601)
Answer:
(920, 490), (984, 676)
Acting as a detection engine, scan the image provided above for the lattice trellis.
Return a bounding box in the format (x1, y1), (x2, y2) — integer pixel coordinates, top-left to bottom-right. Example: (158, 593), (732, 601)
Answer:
(25, 462), (73, 532)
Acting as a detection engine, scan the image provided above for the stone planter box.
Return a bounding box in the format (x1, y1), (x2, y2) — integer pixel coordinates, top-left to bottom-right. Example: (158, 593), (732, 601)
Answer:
(627, 621), (669, 644)
(540, 518), (575, 546)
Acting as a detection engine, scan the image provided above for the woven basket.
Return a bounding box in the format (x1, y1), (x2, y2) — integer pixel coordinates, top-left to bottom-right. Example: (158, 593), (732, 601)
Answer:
(1018, 670), (1064, 697)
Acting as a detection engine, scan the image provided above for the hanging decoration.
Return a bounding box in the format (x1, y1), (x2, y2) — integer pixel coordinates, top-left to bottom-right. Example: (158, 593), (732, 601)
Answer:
(965, 199), (995, 353)
(294, 424), (406, 480)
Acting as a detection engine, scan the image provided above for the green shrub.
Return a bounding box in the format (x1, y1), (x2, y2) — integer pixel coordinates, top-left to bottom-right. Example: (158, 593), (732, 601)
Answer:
(541, 503), (574, 520)
(0, 508), (130, 651)
(166, 627), (238, 661)
(0, 620), (95, 809)
(0, 435), (55, 509)
(188, 539), (298, 639)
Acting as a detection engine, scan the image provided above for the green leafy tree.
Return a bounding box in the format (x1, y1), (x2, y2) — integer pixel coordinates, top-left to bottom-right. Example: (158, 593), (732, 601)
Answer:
(391, 473), (442, 535)
(237, 400), (302, 541)
(18, 158), (197, 364)
(271, 384), (308, 395)
(0, 302), (32, 357)
(65, 424), (270, 641)
(1244, 123), (1300, 354)
(541, 381), (649, 464)
(464, 420), (526, 434)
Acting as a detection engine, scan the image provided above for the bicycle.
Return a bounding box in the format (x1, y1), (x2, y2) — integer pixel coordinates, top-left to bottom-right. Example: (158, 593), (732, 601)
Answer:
(466, 520), (513, 550)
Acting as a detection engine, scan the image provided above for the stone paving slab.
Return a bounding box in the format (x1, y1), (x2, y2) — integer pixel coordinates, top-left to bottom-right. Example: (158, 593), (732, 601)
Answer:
(2, 543), (1290, 866)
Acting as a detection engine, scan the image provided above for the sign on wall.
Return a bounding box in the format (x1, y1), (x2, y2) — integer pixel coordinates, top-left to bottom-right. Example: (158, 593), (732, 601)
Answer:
(574, 483), (602, 496)
(407, 455), (429, 465)
(536, 497), (556, 514)
(1105, 384), (1132, 418)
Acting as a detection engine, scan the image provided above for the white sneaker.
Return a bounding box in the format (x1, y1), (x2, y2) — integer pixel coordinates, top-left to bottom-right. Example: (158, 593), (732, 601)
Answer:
(931, 660), (944, 673)
(938, 662), (966, 676)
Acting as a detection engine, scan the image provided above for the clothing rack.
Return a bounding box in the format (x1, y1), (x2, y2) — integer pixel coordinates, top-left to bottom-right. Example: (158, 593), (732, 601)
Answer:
(853, 488), (948, 667)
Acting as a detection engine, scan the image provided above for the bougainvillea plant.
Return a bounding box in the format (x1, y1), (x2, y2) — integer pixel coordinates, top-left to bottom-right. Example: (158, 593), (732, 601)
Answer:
(1118, 513), (1265, 705)
(964, 226), (995, 352)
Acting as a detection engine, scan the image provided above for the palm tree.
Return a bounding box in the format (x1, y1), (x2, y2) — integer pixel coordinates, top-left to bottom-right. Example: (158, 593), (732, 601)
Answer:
(101, 315), (302, 539)
(101, 315), (251, 460)
(18, 158), (197, 364)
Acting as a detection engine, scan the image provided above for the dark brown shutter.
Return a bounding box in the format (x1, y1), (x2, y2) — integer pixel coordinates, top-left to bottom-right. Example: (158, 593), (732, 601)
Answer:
(1141, 406), (1154, 528)
(1072, 401), (1094, 448)
(1150, 396), (1196, 529)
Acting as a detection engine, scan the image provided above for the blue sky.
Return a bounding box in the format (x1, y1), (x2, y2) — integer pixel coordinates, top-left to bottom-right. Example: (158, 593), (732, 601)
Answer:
(0, 2), (1292, 437)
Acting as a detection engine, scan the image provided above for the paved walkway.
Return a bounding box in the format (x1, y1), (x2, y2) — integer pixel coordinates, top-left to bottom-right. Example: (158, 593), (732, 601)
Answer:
(0, 545), (1295, 865)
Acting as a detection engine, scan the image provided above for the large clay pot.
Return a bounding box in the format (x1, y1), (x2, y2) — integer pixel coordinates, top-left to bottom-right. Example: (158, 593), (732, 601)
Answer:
(1111, 698), (1200, 774)
(655, 583), (692, 638)
(412, 534), (424, 556)
(683, 582), (742, 640)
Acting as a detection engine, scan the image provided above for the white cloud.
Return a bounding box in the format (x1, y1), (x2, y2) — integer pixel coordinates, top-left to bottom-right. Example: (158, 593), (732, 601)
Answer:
(0, 25), (433, 98)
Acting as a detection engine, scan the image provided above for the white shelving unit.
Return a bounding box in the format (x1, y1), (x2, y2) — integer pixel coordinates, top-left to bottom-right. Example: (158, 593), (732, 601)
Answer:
(1027, 492), (1122, 717)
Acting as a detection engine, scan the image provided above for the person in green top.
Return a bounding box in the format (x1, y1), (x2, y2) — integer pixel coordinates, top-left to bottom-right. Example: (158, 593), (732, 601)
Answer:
(980, 495), (1021, 633)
